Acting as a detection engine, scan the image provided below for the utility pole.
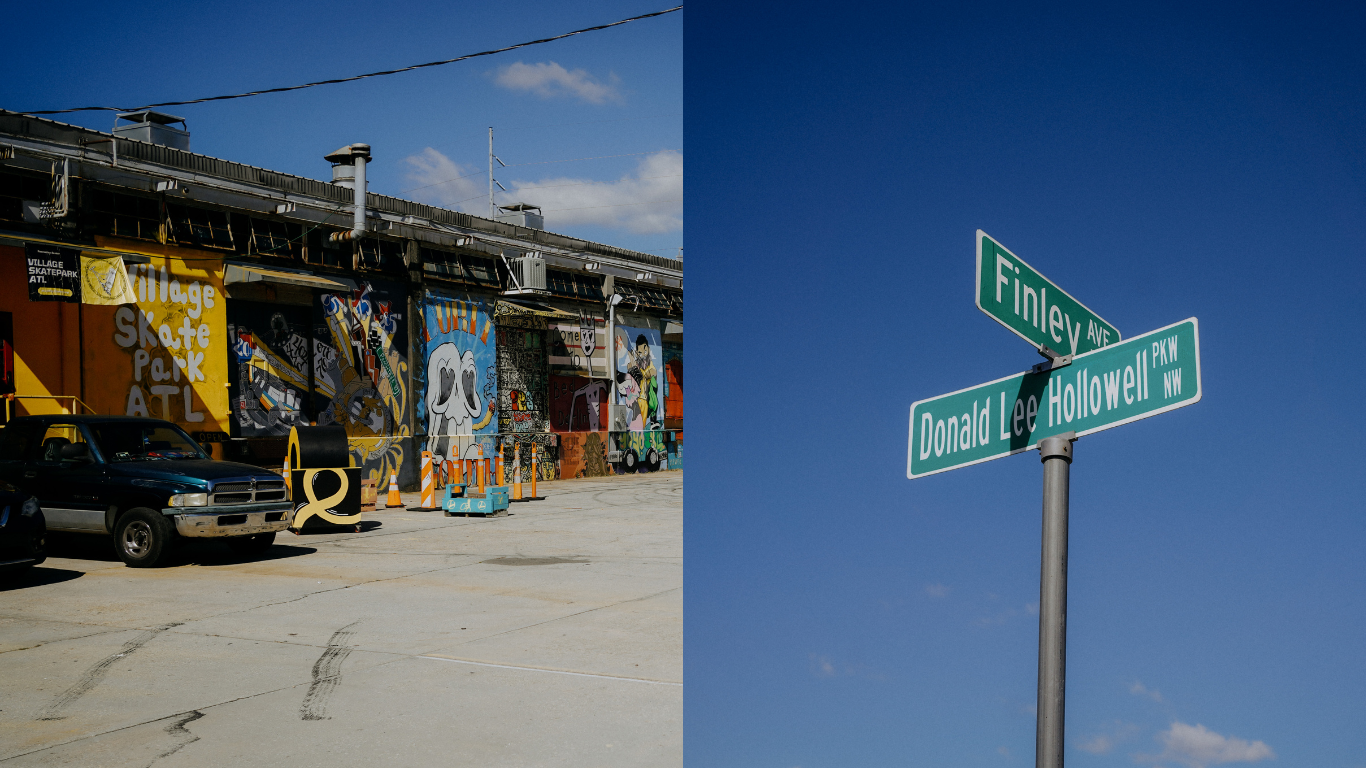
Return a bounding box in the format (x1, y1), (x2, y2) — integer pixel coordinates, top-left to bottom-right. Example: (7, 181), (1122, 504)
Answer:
(488, 127), (495, 218)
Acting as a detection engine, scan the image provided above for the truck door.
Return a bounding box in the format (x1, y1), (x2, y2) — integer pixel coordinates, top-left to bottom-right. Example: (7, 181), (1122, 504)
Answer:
(29, 423), (108, 532)
(0, 421), (42, 489)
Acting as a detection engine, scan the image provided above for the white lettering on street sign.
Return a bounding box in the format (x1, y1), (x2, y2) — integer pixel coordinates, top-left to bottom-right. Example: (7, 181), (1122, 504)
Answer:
(907, 318), (1199, 479)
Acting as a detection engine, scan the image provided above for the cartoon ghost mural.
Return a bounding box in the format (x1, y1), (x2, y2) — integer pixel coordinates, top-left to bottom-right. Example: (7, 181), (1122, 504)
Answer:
(419, 290), (497, 464)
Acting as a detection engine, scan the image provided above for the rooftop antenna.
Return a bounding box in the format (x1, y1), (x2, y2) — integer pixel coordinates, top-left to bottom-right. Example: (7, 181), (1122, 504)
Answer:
(488, 127), (507, 218)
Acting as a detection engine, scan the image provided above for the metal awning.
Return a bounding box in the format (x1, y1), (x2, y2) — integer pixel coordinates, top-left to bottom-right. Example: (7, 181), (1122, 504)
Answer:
(224, 263), (351, 291)
(663, 321), (683, 337)
(494, 298), (576, 319)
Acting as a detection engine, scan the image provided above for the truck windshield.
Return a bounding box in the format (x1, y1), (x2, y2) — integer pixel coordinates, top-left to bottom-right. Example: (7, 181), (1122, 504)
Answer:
(87, 422), (208, 462)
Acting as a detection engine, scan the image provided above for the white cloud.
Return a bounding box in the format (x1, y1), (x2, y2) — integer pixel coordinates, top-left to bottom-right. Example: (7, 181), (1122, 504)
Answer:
(807, 653), (884, 681)
(1082, 734), (1116, 755)
(1131, 681), (1164, 703)
(505, 150), (682, 234)
(401, 149), (682, 235)
(810, 654), (836, 678)
(1078, 721), (1140, 755)
(1138, 722), (1275, 768)
(494, 61), (622, 104)
(401, 148), (487, 213)
(925, 583), (950, 598)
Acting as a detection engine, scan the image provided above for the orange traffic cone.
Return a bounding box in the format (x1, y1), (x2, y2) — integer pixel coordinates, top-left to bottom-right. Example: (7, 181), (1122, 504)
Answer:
(386, 472), (402, 508)
(512, 441), (522, 500)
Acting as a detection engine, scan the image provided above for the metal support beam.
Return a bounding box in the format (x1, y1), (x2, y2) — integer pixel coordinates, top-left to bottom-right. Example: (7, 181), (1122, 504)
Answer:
(1036, 431), (1076, 768)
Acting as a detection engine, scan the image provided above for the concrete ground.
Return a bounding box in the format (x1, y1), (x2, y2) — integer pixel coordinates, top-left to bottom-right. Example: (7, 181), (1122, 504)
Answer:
(0, 472), (681, 768)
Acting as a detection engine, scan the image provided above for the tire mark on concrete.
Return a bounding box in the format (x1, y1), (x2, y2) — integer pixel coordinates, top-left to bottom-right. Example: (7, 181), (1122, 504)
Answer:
(36, 623), (182, 721)
(299, 620), (361, 720)
(147, 710), (204, 767)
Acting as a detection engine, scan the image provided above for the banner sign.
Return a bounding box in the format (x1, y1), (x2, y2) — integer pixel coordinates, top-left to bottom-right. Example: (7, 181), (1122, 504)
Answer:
(26, 243), (81, 302)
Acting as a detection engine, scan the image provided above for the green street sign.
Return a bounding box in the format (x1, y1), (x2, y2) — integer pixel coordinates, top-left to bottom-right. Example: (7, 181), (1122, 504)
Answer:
(907, 318), (1200, 478)
(975, 230), (1121, 357)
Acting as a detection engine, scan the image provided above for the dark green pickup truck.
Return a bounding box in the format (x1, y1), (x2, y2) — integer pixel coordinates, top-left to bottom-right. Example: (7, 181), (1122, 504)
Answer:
(0, 415), (292, 567)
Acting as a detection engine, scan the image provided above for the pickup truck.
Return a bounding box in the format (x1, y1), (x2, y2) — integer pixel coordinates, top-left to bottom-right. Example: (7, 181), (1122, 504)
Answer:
(0, 415), (292, 567)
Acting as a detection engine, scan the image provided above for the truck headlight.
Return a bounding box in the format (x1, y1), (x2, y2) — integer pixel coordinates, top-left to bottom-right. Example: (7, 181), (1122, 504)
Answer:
(169, 493), (209, 507)
(21, 497), (39, 517)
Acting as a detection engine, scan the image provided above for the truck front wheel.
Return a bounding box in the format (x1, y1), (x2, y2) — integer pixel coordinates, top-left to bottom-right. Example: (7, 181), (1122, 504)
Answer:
(114, 508), (177, 568)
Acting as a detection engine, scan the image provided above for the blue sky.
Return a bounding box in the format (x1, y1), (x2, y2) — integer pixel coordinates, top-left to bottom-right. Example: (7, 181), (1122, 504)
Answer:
(687, 2), (1365, 767)
(0, 1), (682, 256)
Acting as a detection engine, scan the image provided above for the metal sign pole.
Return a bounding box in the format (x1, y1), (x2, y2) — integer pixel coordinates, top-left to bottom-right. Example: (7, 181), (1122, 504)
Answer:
(1036, 432), (1075, 768)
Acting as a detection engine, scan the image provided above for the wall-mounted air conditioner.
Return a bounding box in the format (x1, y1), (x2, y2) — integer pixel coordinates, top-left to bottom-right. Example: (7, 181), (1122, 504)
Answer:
(505, 254), (548, 294)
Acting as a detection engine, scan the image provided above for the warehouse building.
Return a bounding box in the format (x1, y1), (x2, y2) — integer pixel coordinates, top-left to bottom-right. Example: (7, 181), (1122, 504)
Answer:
(0, 110), (683, 489)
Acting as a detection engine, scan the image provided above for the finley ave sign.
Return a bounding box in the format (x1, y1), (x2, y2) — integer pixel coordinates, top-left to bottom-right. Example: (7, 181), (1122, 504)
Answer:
(975, 230), (1120, 357)
(907, 318), (1200, 478)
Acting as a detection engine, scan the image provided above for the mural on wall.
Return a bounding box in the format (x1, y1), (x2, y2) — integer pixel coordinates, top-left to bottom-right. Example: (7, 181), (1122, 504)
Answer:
(501, 432), (558, 483)
(227, 302), (311, 437)
(548, 309), (607, 378)
(611, 430), (667, 474)
(312, 280), (409, 486)
(418, 289), (497, 465)
(559, 431), (610, 479)
(663, 340), (683, 431)
(613, 324), (665, 432)
(496, 313), (548, 434)
(84, 256), (229, 432)
(667, 433), (683, 470)
(548, 374), (608, 433)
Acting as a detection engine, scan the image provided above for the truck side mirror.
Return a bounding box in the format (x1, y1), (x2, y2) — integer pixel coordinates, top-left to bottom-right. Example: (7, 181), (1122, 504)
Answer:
(59, 443), (91, 462)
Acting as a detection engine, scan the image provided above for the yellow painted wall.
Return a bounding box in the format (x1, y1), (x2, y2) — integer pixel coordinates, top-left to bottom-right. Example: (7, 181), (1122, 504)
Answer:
(81, 239), (229, 432)
(1, 244), (82, 416)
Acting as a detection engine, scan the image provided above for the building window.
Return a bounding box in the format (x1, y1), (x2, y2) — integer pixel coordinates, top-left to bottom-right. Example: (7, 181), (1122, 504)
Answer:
(357, 238), (404, 271)
(87, 188), (161, 241)
(547, 269), (575, 296)
(0, 170), (50, 223)
(466, 255), (498, 287)
(167, 203), (233, 249)
(249, 218), (302, 259)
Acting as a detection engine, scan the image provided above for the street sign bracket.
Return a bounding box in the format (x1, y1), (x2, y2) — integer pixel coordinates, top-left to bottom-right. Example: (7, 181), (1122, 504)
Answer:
(1031, 345), (1072, 374)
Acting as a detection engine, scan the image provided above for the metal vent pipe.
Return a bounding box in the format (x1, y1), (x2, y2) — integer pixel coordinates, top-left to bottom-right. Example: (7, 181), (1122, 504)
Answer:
(351, 143), (370, 238)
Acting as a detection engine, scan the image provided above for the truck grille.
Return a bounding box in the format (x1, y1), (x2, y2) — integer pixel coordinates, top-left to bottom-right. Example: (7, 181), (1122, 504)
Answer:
(211, 479), (288, 505)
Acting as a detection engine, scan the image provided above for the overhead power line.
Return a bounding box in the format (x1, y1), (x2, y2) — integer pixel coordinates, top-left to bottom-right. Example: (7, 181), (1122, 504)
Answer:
(19, 6), (683, 115)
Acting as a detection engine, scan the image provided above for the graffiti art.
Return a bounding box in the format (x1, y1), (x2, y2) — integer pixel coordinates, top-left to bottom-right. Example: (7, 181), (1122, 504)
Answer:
(497, 318), (548, 434)
(547, 308), (607, 377)
(91, 257), (229, 433)
(613, 324), (665, 432)
(313, 280), (410, 486)
(611, 430), (667, 474)
(227, 302), (311, 437)
(419, 289), (497, 465)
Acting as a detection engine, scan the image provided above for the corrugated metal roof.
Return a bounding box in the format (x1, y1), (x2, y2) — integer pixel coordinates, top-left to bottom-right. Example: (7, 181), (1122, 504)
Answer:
(0, 110), (683, 272)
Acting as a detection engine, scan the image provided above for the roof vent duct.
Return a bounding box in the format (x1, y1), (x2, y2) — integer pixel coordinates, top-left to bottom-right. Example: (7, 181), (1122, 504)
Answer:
(113, 111), (190, 151)
(496, 203), (543, 230)
(324, 143), (371, 241)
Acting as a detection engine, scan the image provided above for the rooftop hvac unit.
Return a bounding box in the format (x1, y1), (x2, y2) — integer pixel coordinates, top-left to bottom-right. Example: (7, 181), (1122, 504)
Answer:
(506, 254), (547, 293)
(496, 203), (544, 230)
(113, 111), (190, 151)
